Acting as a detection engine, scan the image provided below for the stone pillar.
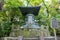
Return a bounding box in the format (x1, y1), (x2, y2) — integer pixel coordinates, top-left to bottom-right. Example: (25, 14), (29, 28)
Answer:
(18, 36), (23, 40)
(4, 37), (7, 40)
(39, 30), (44, 40)
(39, 25), (45, 40)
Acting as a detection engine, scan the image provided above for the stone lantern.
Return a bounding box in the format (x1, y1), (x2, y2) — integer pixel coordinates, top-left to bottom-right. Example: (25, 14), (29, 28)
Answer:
(19, 6), (41, 37)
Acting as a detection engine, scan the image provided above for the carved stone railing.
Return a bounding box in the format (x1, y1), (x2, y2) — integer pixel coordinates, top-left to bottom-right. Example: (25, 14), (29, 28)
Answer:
(1, 37), (39, 40)
(1, 36), (60, 40)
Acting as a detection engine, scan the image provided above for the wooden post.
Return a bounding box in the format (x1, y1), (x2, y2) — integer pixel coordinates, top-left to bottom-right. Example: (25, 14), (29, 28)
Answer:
(50, 18), (58, 40)
(0, 0), (4, 10)
(53, 28), (57, 40)
(18, 36), (23, 40)
(0, 3), (2, 10)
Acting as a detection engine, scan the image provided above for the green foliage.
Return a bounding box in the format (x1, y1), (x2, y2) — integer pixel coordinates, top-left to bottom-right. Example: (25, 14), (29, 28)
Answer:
(0, 21), (11, 37)
(30, 0), (42, 6)
(4, 0), (23, 8)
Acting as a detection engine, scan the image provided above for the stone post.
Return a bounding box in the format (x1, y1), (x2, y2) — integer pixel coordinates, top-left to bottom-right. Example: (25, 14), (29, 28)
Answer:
(18, 36), (23, 40)
(4, 37), (7, 40)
